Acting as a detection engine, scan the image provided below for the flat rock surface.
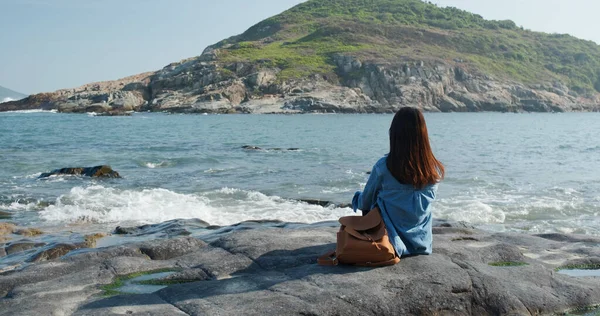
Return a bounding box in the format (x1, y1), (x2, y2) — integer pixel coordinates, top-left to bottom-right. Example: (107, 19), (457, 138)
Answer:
(1, 221), (599, 316)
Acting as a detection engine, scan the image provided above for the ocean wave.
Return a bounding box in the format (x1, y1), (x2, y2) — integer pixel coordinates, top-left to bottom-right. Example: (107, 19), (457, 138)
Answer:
(38, 185), (353, 226)
(435, 190), (595, 225)
(0, 109), (57, 113)
(143, 161), (170, 169)
(435, 200), (506, 224)
(12, 172), (42, 180)
(1, 200), (40, 212)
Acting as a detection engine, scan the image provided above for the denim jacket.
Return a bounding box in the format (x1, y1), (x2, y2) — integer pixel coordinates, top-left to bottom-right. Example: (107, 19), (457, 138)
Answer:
(352, 156), (438, 257)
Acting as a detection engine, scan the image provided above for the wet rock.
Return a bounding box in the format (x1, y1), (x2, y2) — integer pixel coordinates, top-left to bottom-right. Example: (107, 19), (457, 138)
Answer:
(0, 223), (15, 236)
(83, 233), (108, 248)
(114, 225), (142, 235)
(242, 145), (301, 151)
(5, 242), (46, 255)
(28, 243), (79, 262)
(94, 111), (132, 117)
(114, 219), (208, 237)
(0, 247), (5, 257)
(39, 165), (121, 179)
(242, 145), (262, 150)
(296, 199), (350, 209)
(13, 228), (44, 237)
(298, 199), (334, 207)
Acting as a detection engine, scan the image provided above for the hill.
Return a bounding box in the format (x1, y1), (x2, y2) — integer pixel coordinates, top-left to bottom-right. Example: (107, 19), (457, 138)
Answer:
(2, 0), (600, 113)
(0, 86), (27, 103)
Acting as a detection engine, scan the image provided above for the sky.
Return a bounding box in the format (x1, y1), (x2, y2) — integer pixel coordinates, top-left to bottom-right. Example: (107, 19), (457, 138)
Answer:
(1, 0), (599, 95)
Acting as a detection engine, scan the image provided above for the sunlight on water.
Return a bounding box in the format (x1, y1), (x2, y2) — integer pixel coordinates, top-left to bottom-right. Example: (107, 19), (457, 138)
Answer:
(1, 112), (599, 236)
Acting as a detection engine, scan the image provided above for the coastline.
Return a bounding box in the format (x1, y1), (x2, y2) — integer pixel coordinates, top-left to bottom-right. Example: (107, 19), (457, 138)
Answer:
(1, 218), (599, 315)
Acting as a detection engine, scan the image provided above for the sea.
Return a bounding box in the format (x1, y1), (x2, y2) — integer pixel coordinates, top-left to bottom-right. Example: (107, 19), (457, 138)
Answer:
(1, 110), (599, 268)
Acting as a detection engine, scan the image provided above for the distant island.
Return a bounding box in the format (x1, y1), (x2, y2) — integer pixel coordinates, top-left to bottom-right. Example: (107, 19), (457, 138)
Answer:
(0, 85), (26, 104)
(3, 0), (600, 114)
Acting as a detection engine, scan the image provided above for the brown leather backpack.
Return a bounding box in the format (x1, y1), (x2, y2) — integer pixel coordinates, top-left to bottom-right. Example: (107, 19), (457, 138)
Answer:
(318, 207), (400, 267)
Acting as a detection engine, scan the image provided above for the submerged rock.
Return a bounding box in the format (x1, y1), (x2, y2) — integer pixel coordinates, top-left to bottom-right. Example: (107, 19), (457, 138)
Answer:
(5, 242), (46, 255)
(13, 228), (43, 237)
(242, 145), (302, 151)
(38, 165), (121, 179)
(28, 243), (79, 262)
(0, 223), (15, 236)
(114, 219), (209, 237)
(83, 233), (108, 248)
(241, 145), (262, 150)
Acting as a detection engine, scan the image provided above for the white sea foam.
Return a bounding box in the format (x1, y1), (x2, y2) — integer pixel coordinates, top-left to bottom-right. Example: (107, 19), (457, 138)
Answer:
(1, 109), (57, 113)
(38, 185), (352, 226)
(144, 161), (169, 169)
(434, 187), (594, 226)
(435, 199), (506, 224)
(2, 200), (38, 212)
(12, 172), (42, 179)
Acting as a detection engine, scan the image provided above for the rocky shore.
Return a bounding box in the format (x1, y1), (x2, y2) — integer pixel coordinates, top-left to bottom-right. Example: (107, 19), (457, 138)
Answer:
(3, 52), (599, 115)
(1, 219), (599, 315)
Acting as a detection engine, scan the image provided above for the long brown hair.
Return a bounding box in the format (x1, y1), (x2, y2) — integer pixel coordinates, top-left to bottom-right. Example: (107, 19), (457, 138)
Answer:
(386, 107), (445, 189)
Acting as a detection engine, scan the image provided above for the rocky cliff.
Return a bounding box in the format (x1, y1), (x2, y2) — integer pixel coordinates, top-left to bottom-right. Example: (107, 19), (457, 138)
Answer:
(3, 0), (600, 114)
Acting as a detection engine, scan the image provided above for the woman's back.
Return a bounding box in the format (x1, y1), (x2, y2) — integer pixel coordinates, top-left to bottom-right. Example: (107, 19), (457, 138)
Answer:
(352, 107), (443, 257)
(353, 156), (437, 256)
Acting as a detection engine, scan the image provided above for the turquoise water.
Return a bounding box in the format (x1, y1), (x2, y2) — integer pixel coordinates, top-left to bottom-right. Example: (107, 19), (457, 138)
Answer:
(1, 111), (599, 237)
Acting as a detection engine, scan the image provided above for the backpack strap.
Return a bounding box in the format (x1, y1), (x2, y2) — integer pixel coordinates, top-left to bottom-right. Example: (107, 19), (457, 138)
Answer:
(317, 250), (339, 266)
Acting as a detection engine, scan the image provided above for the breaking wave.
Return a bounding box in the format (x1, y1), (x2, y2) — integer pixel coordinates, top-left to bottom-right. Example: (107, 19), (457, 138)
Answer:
(38, 185), (352, 226)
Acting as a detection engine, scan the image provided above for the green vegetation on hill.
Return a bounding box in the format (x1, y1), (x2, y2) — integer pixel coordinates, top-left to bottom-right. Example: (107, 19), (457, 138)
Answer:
(214, 0), (600, 94)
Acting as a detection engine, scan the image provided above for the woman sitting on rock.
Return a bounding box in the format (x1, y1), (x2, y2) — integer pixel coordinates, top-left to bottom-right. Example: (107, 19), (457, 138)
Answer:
(352, 106), (445, 257)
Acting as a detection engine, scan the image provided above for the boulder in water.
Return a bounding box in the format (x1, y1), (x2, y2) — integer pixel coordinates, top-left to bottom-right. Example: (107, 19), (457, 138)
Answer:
(39, 165), (121, 179)
(0, 210), (12, 219)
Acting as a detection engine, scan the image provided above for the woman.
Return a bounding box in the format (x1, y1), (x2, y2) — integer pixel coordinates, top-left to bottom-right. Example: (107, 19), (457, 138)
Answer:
(352, 107), (445, 257)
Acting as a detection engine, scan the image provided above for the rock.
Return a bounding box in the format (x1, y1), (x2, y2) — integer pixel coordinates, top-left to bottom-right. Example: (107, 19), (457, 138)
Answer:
(28, 243), (79, 262)
(0, 223), (15, 236)
(242, 145), (262, 150)
(439, 95), (467, 112)
(0, 247), (5, 258)
(3, 51), (597, 113)
(246, 70), (277, 89)
(114, 219), (207, 237)
(38, 165), (121, 179)
(5, 242), (46, 255)
(83, 233), (107, 248)
(139, 237), (207, 260)
(158, 268), (213, 282)
(94, 111), (132, 117)
(114, 225), (142, 235)
(13, 228), (43, 237)
(1, 221), (599, 315)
